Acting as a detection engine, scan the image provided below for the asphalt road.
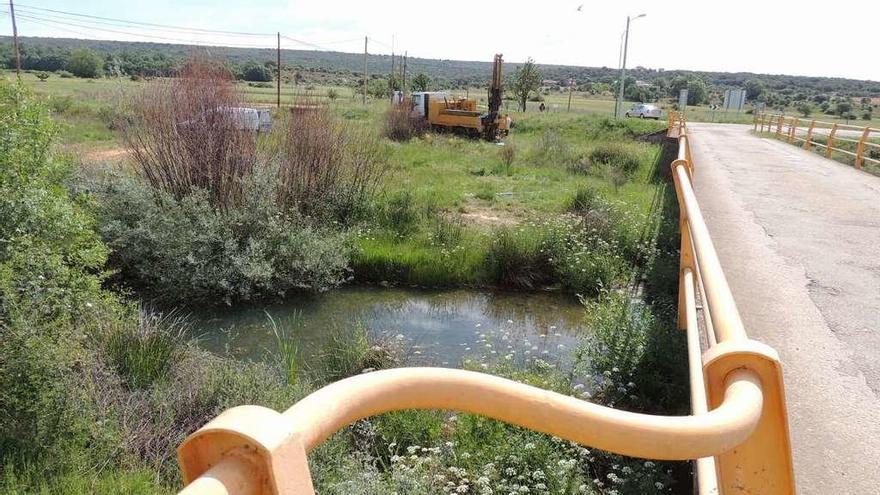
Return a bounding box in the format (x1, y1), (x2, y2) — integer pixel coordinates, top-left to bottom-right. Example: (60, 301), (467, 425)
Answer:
(686, 123), (880, 495)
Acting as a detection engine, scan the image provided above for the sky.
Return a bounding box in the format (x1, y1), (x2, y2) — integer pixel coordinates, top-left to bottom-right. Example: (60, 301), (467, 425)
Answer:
(2, 0), (878, 81)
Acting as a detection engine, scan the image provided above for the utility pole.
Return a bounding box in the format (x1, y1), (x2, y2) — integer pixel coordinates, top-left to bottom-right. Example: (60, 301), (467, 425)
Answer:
(615, 13), (646, 119)
(276, 32), (281, 108)
(362, 36), (368, 105)
(9, 0), (21, 79)
(402, 51), (408, 96)
(389, 35), (395, 103)
(567, 78), (573, 112)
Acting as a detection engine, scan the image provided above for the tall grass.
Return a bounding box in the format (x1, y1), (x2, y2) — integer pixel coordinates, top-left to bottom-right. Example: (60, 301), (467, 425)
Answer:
(316, 324), (398, 382)
(588, 142), (641, 176)
(103, 307), (188, 389)
(266, 310), (299, 385)
(484, 228), (551, 289)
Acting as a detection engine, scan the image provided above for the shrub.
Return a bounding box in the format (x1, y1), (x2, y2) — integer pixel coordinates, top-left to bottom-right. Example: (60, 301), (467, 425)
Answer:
(0, 82), (108, 325)
(574, 292), (688, 493)
(57, 70), (74, 78)
(327, 88), (339, 100)
(66, 49), (103, 78)
(279, 106), (386, 220)
(0, 323), (106, 471)
(796, 102), (812, 117)
(588, 142), (641, 176)
(383, 102), (427, 142)
(35, 71), (50, 81)
(87, 170), (352, 305)
(0, 82), (116, 475)
(247, 81), (272, 88)
(239, 62), (272, 82)
(862, 111), (873, 120)
(120, 57), (257, 210)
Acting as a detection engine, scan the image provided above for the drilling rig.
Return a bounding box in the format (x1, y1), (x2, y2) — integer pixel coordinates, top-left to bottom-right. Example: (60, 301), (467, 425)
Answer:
(407, 54), (510, 141)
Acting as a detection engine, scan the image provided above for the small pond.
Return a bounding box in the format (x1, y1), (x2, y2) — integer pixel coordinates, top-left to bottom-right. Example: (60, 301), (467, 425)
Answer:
(190, 288), (587, 370)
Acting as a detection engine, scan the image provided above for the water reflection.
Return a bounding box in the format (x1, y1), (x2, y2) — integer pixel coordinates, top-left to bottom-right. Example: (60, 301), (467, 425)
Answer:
(190, 288), (587, 369)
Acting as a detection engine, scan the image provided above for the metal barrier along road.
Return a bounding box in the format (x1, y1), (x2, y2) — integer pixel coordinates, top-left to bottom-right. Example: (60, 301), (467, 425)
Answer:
(175, 112), (796, 495)
(755, 112), (880, 170)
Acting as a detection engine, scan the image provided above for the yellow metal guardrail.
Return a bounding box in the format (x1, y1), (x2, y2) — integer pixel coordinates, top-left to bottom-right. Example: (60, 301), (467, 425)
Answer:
(755, 112), (880, 170)
(175, 112), (795, 495)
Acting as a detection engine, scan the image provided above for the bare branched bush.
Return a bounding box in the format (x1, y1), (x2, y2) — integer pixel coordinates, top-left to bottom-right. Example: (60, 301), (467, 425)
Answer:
(121, 57), (257, 209)
(383, 101), (427, 142)
(278, 102), (385, 220)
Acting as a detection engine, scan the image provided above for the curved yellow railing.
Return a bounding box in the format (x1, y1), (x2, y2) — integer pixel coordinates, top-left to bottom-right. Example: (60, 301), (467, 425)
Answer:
(176, 112), (795, 495)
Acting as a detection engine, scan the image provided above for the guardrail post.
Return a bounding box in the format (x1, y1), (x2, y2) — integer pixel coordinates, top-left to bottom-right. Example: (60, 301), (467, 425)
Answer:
(855, 127), (870, 169)
(702, 341), (796, 494)
(788, 118), (799, 143)
(178, 406), (316, 495)
(775, 115), (784, 136)
(826, 123), (838, 158)
(804, 120), (816, 150)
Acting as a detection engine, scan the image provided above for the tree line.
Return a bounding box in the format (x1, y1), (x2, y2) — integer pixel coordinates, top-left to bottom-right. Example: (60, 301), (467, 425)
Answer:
(4, 37), (878, 109)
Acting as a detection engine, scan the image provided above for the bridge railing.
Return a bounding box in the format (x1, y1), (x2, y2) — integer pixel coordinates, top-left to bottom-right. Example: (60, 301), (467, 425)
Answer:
(175, 112), (796, 495)
(755, 112), (880, 170)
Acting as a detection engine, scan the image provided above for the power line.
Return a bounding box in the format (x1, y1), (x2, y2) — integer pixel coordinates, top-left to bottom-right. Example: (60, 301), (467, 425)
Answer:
(5, 3), (409, 59)
(280, 35), (331, 52)
(12, 2), (272, 37)
(12, 5), (274, 40)
(12, 11), (276, 48)
(367, 36), (392, 50)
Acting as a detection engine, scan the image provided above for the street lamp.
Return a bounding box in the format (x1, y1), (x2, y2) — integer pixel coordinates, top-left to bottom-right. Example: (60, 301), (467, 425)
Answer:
(614, 13), (646, 119)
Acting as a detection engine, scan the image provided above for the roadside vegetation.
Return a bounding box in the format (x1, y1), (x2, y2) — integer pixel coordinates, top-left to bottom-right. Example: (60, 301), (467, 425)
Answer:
(1, 55), (688, 495)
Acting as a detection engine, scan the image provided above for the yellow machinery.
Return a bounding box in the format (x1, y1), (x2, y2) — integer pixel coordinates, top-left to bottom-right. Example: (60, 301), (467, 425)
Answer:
(409, 54), (510, 140)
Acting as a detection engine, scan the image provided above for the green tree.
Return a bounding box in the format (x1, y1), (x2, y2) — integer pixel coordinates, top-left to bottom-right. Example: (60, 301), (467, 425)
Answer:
(669, 76), (689, 97)
(239, 62), (272, 82)
(411, 72), (431, 92)
(744, 79), (765, 101)
(368, 78), (389, 99)
(835, 100), (852, 117)
(796, 102), (812, 117)
(511, 58), (542, 112)
(66, 48), (102, 78)
(686, 78), (707, 105)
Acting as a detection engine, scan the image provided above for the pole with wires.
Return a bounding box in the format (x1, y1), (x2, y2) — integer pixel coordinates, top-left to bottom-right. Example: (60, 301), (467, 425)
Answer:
(9, 0), (21, 79)
(276, 32), (281, 108)
(389, 35), (395, 103)
(362, 36), (368, 105)
(402, 51), (408, 97)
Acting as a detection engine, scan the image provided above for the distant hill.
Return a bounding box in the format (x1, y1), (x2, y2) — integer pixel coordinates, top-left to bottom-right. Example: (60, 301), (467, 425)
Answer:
(3, 36), (880, 98)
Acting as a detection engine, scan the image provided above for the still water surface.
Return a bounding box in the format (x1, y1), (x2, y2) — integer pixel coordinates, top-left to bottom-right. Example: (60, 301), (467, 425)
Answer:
(191, 288), (587, 369)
